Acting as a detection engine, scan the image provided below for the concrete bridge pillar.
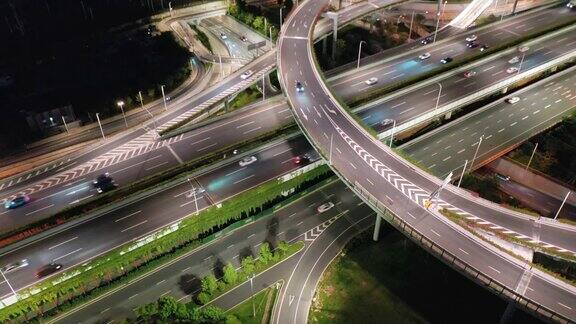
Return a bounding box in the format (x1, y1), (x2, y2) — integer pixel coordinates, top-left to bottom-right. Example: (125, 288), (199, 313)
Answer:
(322, 37), (328, 57)
(373, 213), (383, 241)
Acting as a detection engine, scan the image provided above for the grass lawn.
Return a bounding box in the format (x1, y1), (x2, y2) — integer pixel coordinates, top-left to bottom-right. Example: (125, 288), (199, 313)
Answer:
(230, 85), (262, 110)
(309, 228), (543, 324)
(227, 285), (279, 324)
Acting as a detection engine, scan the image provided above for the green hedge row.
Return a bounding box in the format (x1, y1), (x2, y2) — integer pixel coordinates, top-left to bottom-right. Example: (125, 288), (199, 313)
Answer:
(190, 23), (213, 53)
(0, 164), (333, 322)
(347, 20), (576, 108)
(0, 124), (298, 250)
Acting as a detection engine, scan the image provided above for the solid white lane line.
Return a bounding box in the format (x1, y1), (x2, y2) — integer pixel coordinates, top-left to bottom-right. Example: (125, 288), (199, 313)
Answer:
(115, 210), (142, 222)
(430, 229), (441, 237)
(121, 220), (148, 233)
(407, 212), (416, 219)
(248, 234), (256, 238)
(225, 167), (247, 177)
(558, 302), (572, 310)
(236, 121), (255, 128)
(49, 236), (78, 250)
(366, 178), (374, 186)
(197, 143), (218, 152)
(190, 137), (211, 145)
(273, 148), (292, 157)
(243, 126), (262, 134)
(233, 174), (255, 184)
(488, 266), (501, 274)
(53, 248), (82, 262)
(458, 248), (469, 255)
(145, 161), (168, 171)
(156, 280), (166, 285)
(25, 204), (54, 216)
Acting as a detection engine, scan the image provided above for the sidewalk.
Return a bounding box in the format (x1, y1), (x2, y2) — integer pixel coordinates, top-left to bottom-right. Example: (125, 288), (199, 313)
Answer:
(487, 157), (576, 206)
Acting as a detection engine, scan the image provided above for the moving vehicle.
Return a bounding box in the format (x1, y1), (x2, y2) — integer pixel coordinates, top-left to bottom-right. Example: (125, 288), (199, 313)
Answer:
(240, 70), (253, 80)
(1, 259), (29, 274)
(463, 71), (477, 78)
(293, 154), (311, 165)
(239, 156), (257, 167)
(465, 34), (478, 42)
(240, 36), (247, 42)
(317, 202), (335, 213)
(519, 46), (530, 53)
(419, 52), (431, 60)
(421, 36), (432, 45)
(508, 56), (520, 64)
(36, 263), (63, 278)
(4, 195), (31, 209)
(93, 173), (116, 194)
(506, 67), (519, 74)
(479, 44), (489, 52)
(466, 42), (478, 48)
(295, 81), (304, 93)
(220, 33), (227, 40)
(506, 96), (520, 104)
(496, 173), (511, 181)
(381, 119), (394, 126)
(568, 1), (575, 8)
(365, 77), (378, 85)
(440, 57), (453, 64)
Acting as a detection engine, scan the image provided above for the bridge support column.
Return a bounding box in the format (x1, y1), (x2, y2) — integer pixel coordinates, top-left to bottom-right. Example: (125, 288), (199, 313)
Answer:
(373, 213), (382, 241)
(331, 15), (339, 62)
(322, 37), (328, 57)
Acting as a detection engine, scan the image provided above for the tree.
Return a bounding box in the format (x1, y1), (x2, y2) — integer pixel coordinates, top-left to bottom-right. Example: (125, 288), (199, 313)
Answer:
(241, 255), (255, 276)
(201, 274), (219, 295)
(252, 16), (265, 33)
(277, 240), (289, 257)
(223, 263), (238, 285)
(259, 242), (273, 264)
(157, 296), (179, 320)
(135, 301), (158, 320)
(197, 291), (211, 305)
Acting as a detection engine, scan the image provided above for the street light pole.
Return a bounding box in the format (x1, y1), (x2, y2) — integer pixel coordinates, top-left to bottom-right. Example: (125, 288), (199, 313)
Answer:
(262, 74), (266, 101)
(160, 85), (167, 111)
(388, 119), (396, 147)
(168, 1), (172, 16)
(526, 142), (538, 171)
(470, 135), (484, 171)
(140, 91), (158, 131)
(554, 191), (571, 220)
(96, 113), (106, 140)
(61, 116), (69, 133)
(408, 10), (415, 41)
(218, 54), (223, 80)
(517, 52), (526, 75)
(433, 1), (447, 44)
(249, 274), (256, 317)
(434, 82), (442, 117)
(187, 178), (199, 216)
(357, 40), (366, 69)
(117, 100), (128, 128)
(457, 159), (468, 187)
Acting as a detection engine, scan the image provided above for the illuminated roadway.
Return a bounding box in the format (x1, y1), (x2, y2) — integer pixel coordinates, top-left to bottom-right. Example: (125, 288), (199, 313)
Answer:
(277, 0), (576, 322)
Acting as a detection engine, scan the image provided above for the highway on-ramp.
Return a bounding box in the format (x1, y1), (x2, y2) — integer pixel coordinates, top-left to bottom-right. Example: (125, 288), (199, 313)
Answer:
(277, 0), (576, 321)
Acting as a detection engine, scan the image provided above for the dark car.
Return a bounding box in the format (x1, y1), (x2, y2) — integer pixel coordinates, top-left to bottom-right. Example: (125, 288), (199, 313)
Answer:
(4, 195), (31, 209)
(466, 42), (478, 48)
(440, 57), (453, 64)
(293, 154), (311, 165)
(295, 81), (304, 93)
(93, 173), (116, 194)
(36, 263), (63, 278)
(421, 36), (432, 45)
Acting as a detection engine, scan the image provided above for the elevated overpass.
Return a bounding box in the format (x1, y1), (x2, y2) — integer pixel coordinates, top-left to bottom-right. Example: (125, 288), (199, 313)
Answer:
(277, 0), (576, 322)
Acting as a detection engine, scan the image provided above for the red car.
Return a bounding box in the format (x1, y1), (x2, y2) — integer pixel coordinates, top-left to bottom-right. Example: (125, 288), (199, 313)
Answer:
(36, 263), (63, 278)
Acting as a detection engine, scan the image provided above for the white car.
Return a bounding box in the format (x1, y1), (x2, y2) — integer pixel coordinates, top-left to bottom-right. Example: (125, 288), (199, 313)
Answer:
(317, 202), (335, 213)
(506, 67), (519, 74)
(240, 70), (253, 80)
(419, 52), (431, 60)
(465, 34), (478, 42)
(365, 77), (378, 86)
(508, 56), (520, 64)
(220, 33), (227, 40)
(381, 118), (394, 126)
(506, 96), (520, 104)
(463, 71), (477, 78)
(568, 2), (575, 8)
(518, 46), (530, 53)
(239, 156), (257, 167)
(1, 259), (29, 274)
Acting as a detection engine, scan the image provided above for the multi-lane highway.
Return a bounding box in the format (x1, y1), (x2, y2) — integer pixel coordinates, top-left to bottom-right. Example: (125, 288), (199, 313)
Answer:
(402, 66), (576, 178)
(49, 180), (372, 323)
(0, 136), (316, 300)
(278, 0), (576, 321)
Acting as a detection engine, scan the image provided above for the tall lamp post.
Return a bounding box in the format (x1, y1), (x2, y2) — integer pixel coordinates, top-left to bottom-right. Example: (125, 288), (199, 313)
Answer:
(160, 85), (168, 111)
(117, 100), (128, 128)
(357, 40), (366, 69)
(433, 1), (447, 44)
(434, 82), (443, 116)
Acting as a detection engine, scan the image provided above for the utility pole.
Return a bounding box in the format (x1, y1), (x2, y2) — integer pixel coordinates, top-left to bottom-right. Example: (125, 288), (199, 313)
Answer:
(96, 113), (106, 140)
(61, 116), (69, 133)
(433, 1), (447, 44)
(388, 119), (396, 147)
(470, 135), (484, 171)
(161, 85), (168, 111)
(457, 159), (468, 187)
(357, 40), (366, 69)
(117, 100), (128, 128)
(434, 82), (443, 117)
(526, 142), (538, 171)
(554, 191), (571, 220)
(408, 10), (415, 41)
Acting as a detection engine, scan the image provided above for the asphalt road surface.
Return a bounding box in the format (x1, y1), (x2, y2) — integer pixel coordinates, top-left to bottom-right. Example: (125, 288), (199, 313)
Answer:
(278, 0), (576, 320)
(0, 136), (316, 300)
(50, 180), (372, 323)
